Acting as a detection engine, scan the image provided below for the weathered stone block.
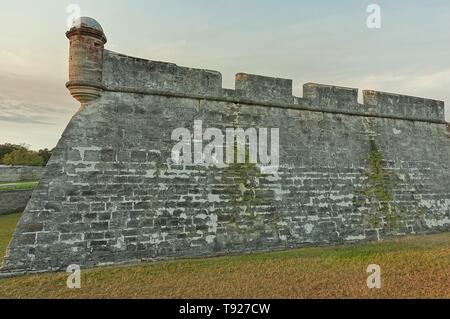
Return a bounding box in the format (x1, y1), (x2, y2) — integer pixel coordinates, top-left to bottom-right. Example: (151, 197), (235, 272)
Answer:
(36, 232), (59, 245)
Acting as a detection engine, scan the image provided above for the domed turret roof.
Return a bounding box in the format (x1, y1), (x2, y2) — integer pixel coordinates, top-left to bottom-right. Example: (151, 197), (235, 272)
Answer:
(71, 17), (103, 33)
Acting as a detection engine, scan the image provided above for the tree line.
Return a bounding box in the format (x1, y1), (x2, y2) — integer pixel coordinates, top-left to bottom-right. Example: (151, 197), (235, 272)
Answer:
(0, 143), (52, 166)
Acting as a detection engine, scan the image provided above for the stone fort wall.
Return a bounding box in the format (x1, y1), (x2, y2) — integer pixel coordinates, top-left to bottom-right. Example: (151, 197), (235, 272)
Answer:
(0, 165), (44, 183)
(0, 190), (33, 216)
(2, 17), (449, 274)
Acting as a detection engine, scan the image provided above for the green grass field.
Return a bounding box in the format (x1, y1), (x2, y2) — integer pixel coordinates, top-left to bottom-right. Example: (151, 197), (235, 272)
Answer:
(0, 213), (21, 264)
(0, 213), (448, 299)
(0, 181), (39, 192)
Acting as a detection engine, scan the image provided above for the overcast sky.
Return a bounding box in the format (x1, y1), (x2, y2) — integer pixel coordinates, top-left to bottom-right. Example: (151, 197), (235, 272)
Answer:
(1, 0), (449, 150)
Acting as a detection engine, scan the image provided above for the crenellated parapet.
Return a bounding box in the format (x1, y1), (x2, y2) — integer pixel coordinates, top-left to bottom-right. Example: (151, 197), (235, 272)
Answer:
(363, 90), (445, 123)
(66, 17), (446, 124)
(102, 50), (223, 96)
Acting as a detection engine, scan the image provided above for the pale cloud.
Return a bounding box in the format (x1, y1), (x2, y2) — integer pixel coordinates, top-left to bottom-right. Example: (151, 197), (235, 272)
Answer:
(0, 50), (34, 71)
(0, 96), (64, 125)
(403, 69), (450, 93)
(0, 95), (77, 150)
(147, 40), (188, 55)
(350, 69), (450, 121)
(354, 69), (450, 94)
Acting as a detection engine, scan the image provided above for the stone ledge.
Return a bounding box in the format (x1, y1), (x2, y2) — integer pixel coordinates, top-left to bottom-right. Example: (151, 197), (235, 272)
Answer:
(103, 85), (447, 125)
(101, 50), (445, 123)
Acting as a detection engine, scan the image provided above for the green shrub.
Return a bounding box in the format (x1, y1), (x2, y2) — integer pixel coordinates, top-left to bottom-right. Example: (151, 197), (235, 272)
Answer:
(3, 149), (44, 166)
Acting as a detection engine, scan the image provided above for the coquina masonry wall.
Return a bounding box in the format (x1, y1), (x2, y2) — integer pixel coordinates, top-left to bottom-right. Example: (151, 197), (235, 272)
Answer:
(0, 166), (42, 216)
(0, 191), (33, 216)
(0, 166), (44, 183)
(2, 18), (449, 274)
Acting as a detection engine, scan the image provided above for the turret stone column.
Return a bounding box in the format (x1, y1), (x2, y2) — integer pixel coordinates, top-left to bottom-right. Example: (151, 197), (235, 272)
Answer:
(66, 17), (107, 105)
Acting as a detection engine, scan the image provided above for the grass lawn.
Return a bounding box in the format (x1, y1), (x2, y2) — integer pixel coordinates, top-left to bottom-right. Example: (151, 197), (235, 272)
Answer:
(0, 181), (39, 192)
(0, 213), (21, 265)
(0, 213), (448, 299)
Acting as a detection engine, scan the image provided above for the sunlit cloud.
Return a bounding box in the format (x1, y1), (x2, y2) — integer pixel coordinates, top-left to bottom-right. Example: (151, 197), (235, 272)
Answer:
(351, 69), (450, 120)
(0, 96), (65, 125)
(0, 50), (33, 70)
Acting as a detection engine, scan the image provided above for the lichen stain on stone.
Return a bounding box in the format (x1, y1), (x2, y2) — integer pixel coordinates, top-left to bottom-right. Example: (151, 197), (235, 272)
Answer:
(362, 139), (402, 231)
(227, 142), (260, 222)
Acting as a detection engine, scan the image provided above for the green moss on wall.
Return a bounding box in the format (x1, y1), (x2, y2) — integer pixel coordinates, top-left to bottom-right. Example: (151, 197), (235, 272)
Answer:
(362, 140), (402, 230)
(231, 142), (260, 207)
(223, 142), (262, 234)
